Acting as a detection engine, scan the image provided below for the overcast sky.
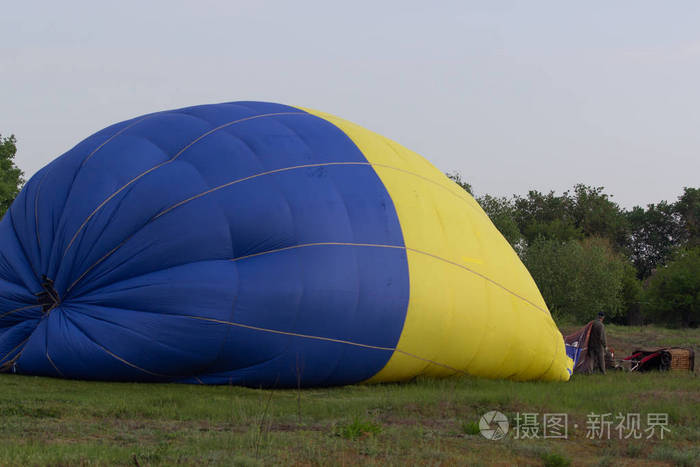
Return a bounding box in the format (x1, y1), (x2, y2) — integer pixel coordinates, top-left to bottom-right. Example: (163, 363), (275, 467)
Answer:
(1, 1), (698, 208)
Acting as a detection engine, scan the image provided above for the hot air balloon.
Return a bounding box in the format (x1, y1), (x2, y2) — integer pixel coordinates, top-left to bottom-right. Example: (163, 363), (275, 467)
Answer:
(0, 101), (572, 386)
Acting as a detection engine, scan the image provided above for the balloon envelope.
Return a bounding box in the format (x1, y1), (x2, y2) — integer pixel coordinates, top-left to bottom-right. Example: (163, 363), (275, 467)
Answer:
(0, 102), (572, 386)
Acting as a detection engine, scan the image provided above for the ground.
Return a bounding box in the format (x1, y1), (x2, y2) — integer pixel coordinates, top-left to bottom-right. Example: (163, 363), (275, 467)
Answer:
(0, 324), (697, 466)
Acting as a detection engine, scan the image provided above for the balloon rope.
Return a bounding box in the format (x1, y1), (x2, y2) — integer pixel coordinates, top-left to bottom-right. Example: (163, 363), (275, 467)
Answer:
(45, 350), (64, 377)
(0, 304), (42, 320)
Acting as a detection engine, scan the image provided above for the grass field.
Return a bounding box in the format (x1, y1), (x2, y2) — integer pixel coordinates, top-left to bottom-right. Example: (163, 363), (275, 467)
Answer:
(0, 325), (697, 466)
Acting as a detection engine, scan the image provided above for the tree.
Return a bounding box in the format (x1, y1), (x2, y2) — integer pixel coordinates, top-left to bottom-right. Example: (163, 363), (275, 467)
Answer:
(0, 134), (24, 217)
(626, 201), (682, 279)
(569, 184), (629, 251)
(510, 184), (630, 250)
(523, 236), (629, 323)
(512, 190), (582, 245)
(626, 188), (700, 280)
(675, 187), (700, 248)
(643, 247), (700, 327)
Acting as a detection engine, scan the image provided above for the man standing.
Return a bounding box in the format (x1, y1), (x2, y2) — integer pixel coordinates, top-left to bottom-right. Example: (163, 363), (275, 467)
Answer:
(587, 312), (607, 374)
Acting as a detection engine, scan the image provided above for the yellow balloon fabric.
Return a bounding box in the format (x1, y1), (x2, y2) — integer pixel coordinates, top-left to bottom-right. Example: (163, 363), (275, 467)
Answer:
(300, 107), (573, 382)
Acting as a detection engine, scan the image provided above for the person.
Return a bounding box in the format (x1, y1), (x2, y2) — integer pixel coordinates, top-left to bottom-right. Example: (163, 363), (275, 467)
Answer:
(587, 312), (607, 374)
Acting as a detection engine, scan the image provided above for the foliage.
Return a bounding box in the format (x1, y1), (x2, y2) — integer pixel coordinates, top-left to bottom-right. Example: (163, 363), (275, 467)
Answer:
(0, 134), (25, 218)
(643, 247), (700, 327)
(512, 189), (582, 244)
(675, 187), (700, 248)
(568, 184), (629, 250)
(512, 184), (628, 250)
(627, 188), (700, 279)
(523, 236), (628, 322)
(626, 201), (683, 279)
(618, 261), (644, 324)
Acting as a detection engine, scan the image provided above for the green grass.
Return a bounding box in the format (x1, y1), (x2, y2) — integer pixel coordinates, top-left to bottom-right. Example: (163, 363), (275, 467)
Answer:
(335, 418), (382, 439)
(461, 420), (481, 435)
(0, 325), (697, 465)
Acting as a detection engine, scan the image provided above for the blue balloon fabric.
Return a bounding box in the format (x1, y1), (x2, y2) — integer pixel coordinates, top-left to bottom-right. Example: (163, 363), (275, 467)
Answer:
(0, 102), (411, 386)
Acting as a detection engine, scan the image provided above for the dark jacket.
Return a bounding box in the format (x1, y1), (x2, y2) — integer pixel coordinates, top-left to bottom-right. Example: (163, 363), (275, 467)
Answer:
(589, 319), (607, 350)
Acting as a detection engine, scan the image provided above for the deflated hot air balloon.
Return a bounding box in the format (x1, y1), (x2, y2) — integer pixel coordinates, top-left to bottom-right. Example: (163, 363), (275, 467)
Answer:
(0, 101), (572, 386)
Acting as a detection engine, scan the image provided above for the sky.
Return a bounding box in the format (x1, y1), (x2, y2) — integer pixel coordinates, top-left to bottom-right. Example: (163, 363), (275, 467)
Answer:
(1, 1), (699, 209)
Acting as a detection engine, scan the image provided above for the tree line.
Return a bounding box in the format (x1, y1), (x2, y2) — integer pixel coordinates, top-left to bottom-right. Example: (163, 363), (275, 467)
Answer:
(447, 172), (699, 328)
